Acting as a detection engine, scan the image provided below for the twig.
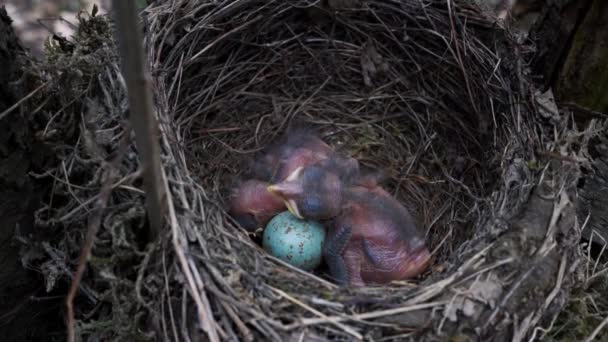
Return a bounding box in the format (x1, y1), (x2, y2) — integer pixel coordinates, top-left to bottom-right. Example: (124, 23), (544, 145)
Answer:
(561, 101), (608, 121)
(0, 81), (49, 121)
(584, 314), (608, 342)
(65, 119), (132, 342)
(187, 15), (264, 64)
(164, 166), (220, 342)
(112, 0), (165, 241)
(526, 254), (569, 341)
(65, 165), (118, 342)
(264, 254), (337, 290)
(537, 150), (580, 164)
(446, 0), (480, 121)
(269, 286), (363, 340)
(220, 300), (254, 342)
(286, 301), (446, 328)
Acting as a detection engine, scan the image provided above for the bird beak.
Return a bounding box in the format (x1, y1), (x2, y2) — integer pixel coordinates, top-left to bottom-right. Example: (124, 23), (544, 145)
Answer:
(267, 166), (306, 219)
(267, 182), (304, 219)
(266, 182), (301, 196)
(284, 200), (303, 219)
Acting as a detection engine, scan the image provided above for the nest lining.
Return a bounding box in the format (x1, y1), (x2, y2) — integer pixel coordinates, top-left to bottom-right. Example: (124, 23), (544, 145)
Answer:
(157, 0), (506, 261)
(14, 0), (603, 341)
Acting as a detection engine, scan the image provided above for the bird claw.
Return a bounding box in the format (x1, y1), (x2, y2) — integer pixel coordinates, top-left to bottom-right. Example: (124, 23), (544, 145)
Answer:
(323, 224), (354, 286)
(323, 224), (352, 256)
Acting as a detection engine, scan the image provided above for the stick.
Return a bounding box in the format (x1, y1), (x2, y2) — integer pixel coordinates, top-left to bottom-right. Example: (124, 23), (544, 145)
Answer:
(286, 301), (446, 328)
(164, 167), (220, 342)
(269, 286), (363, 340)
(0, 81), (49, 121)
(112, 0), (165, 240)
(584, 314), (608, 342)
(66, 166), (117, 342)
(65, 120), (132, 342)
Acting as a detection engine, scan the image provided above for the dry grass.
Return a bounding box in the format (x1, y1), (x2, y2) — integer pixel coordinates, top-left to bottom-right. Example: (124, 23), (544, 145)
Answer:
(546, 230), (608, 341)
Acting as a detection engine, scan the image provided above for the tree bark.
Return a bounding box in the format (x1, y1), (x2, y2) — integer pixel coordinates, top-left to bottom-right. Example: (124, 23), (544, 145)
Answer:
(529, 0), (608, 242)
(529, 0), (608, 115)
(579, 154), (608, 242)
(529, 0), (592, 94)
(0, 6), (57, 340)
(554, 1), (608, 114)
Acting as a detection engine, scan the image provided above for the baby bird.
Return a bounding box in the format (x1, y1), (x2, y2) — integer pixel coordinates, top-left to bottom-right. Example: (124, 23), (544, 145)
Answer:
(228, 179), (286, 231)
(323, 185), (431, 286)
(267, 160), (430, 287)
(249, 127), (336, 182)
(266, 154), (360, 220)
(229, 127), (347, 231)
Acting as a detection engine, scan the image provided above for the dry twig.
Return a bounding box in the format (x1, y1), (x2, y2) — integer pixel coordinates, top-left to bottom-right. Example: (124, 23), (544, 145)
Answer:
(112, 0), (165, 240)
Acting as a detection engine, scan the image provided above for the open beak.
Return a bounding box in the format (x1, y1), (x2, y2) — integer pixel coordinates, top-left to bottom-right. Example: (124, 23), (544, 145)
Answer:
(267, 167), (306, 219)
(267, 183), (304, 219)
(284, 199), (303, 219)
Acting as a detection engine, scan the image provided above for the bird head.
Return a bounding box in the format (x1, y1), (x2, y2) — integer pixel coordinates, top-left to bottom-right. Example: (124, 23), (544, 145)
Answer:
(267, 165), (344, 220)
(228, 179), (285, 230)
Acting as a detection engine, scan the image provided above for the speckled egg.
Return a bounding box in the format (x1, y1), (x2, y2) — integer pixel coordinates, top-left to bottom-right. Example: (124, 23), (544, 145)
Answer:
(263, 211), (326, 271)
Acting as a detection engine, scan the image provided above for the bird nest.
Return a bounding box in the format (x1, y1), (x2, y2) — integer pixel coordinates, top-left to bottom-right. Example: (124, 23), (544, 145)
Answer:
(17, 0), (605, 341)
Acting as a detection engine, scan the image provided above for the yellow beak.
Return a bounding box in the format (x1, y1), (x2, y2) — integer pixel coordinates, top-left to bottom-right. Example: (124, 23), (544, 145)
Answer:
(267, 185), (303, 219)
(284, 200), (303, 219)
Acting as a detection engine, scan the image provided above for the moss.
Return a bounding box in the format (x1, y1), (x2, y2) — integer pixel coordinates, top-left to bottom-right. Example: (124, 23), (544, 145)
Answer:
(548, 272), (608, 341)
(136, 0), (148, 8)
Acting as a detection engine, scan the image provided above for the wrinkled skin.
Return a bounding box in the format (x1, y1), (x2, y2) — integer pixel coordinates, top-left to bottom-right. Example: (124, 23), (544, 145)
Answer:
(232, 127), (430, 286)
(323, 185), (431, 287)
(230, 127), (349, 230)
(258, 127), (360, 220)
(228, 179), (286, 231)
(267, 159), (431, 287)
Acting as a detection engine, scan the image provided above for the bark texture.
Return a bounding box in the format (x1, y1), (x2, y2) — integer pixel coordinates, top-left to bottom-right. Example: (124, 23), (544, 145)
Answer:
(0, 6), (59, 340)
(529, 0), (608, 243)
(554, 1), (608, 114)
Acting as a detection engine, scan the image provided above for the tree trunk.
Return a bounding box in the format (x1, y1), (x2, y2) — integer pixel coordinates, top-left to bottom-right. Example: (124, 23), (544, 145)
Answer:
(554, 1), (608, 114)
(0, 6), (58, 340)
(529, 0), (591, 94)
(579, 153), (608, 242)
(529, 0), (608, 242)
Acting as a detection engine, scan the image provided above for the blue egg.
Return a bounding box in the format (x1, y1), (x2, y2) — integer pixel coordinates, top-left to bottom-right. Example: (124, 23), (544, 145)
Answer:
(263, 211), (326, 271)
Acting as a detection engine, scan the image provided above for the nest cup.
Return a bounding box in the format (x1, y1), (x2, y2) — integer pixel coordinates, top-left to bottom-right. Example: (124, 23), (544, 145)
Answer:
(159, 1), (498, 262)
(23, 0), (592, 340)
(142, 0), (587, 340)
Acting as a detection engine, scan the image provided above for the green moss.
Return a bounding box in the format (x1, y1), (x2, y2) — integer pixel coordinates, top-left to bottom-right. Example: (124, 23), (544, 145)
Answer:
(449, 335), (474, 342)
(526, 159), (541, 170)
(89, 255), (113, 267)
(136, 0), (149, 9)
(547, 274), (608, 341)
